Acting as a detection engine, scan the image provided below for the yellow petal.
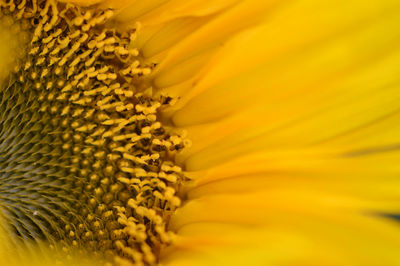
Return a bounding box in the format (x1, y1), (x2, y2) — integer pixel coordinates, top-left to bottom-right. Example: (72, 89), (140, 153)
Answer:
(165, 190), (400, 265)
(172, 10), (400, 170)
(111, 0), (240, 26)
(149, 0), (280, 84)
(157, 0), (400, 106)
(163, 216), (400, 265)
(140, 16), (213, 58)
(171, 191), (400, 230)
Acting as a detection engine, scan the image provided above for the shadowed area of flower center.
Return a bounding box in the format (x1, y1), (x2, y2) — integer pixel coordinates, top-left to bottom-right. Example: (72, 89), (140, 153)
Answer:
(0, 0), (187, 264)
(0, 75), (76, 241)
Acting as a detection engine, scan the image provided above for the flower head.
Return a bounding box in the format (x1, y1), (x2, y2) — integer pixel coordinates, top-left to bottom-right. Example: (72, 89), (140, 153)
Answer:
(1, 0), (400, 265)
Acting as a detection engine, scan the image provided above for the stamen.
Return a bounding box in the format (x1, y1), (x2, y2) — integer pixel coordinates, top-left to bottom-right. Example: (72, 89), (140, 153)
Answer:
(0, 0), (187, 265)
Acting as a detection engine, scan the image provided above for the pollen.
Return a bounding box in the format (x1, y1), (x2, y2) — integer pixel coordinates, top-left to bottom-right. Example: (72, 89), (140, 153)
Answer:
(0, 0), (187, 265)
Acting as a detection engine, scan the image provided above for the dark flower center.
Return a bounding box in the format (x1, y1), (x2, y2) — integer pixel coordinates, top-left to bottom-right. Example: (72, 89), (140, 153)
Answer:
(0, 1), (187, 264)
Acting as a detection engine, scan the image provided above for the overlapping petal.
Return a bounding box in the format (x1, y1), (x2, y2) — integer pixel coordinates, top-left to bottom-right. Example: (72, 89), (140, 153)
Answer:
(4, 0), (400, 264)
(105, 0), (400, 264)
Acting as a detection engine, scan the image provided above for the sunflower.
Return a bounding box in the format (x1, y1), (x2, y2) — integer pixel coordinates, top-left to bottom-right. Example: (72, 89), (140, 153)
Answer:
(0, 0), (400, 265)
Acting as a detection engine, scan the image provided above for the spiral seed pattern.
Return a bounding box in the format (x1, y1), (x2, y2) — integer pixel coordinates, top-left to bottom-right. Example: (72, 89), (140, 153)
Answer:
(0, 1), (187, 265)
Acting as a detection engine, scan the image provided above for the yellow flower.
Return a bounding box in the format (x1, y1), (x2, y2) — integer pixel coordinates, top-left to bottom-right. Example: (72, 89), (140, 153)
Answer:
(1, 0), (400, 265)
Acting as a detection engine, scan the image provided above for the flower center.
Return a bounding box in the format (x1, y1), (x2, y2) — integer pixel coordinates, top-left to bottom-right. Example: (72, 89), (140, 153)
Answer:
(0, 0), (187, 264)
